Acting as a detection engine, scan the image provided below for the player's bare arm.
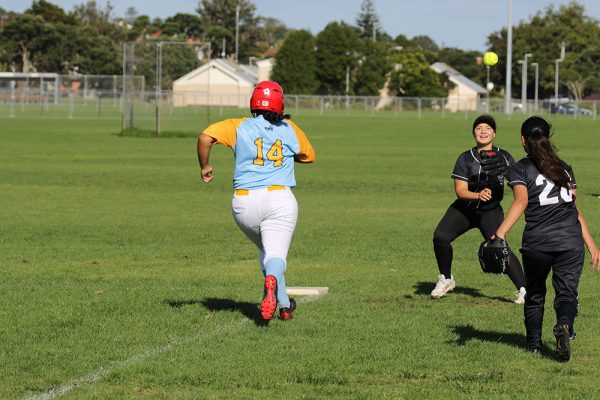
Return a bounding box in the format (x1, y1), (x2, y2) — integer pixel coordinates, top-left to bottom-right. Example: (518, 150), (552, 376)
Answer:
(454, 179), (491, 202)
(573, 190), (600, 270)
(495, 184), (528, 239)
(198, 133), (217, 183)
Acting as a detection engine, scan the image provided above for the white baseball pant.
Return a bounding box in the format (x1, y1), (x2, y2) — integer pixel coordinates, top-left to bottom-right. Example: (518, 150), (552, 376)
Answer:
(231, 186), (298, 273)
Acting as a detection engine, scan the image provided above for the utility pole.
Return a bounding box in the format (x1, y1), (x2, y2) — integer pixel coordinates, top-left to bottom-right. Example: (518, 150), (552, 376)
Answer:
(505, 0), (513, 114)
(520, 53), (532, 113)
(235, 3), (240, 62)
(531, 62), (539, 112)
(554, 42), (566, 106)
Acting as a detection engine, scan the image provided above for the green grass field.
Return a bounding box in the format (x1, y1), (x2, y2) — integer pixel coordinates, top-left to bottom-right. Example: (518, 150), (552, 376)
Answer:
(1, 111), (600, 399)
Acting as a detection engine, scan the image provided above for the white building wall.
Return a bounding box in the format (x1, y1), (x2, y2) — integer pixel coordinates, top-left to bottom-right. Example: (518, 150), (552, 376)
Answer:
(173, 64), (254, 107)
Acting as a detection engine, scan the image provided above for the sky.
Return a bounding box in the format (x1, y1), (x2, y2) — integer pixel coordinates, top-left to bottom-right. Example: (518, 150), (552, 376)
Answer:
(3, 0), (600, 51)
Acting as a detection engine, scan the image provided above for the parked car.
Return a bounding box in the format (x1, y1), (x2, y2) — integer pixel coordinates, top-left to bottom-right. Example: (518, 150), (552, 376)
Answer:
(550, 104), (593, 115)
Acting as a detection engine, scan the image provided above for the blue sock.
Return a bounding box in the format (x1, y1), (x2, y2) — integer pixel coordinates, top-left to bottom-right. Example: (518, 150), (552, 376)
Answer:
(265, 257), (289, 308)
(259, 250), (266, 277)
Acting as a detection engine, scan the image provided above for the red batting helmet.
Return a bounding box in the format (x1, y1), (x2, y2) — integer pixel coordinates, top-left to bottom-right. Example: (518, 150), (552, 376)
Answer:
(250, 81), (284, 114)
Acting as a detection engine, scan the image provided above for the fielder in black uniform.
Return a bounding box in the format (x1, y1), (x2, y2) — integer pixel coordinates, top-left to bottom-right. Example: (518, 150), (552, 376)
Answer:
(431, 115), (527, 302)
(495, 116), (599, 361)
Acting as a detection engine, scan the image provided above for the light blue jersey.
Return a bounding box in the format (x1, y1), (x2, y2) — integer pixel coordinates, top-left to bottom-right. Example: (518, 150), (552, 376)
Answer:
(232, 115), (300, 190)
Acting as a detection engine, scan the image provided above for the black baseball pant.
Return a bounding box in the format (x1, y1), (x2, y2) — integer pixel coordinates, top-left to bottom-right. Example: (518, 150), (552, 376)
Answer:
(520, 247), (584, 350)
(433, 201), (526, 289)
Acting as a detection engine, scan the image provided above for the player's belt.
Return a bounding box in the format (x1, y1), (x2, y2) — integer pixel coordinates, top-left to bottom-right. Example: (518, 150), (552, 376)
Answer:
(235, 185), (286, 196)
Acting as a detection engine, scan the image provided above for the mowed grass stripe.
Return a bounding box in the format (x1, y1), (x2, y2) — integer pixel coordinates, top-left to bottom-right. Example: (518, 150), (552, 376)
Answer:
(1, 114), (600, 399)
(22, 294), (325, 400)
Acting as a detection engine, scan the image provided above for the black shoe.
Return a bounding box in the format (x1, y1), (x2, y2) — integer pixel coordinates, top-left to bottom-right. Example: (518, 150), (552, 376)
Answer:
(526, 347), (540, 355)
(554, 324), (571, 362)
(279, 298), (296, 320)
(569, 326), (576, 341)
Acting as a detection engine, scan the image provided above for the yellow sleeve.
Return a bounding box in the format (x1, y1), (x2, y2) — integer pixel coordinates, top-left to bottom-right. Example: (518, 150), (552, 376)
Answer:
(202, 118), (247, 150)
(287, 120), (316, 163)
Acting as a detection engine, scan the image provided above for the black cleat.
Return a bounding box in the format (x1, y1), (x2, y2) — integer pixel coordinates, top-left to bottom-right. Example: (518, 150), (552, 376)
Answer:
(554, 324), (571, 362)
(279, 298), (296, 320)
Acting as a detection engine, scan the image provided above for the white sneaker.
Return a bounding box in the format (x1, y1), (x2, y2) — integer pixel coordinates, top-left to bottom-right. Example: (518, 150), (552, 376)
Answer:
(514, 287), (526, 305)
(431, 274), (456, 298)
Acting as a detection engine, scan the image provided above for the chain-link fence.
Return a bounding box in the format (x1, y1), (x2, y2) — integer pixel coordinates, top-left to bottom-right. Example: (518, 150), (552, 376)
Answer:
(1, 87), (598, 134)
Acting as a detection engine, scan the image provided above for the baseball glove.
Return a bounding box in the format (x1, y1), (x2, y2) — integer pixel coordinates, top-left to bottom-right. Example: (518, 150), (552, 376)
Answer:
(478, 235), (510, 274)
(480, 150), (509, 176)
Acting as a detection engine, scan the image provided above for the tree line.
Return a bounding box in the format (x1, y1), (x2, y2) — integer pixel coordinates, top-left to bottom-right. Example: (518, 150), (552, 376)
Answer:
(1, 0), (599, 100)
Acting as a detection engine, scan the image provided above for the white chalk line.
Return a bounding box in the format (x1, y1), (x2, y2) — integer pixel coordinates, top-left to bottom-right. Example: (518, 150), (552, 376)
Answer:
(23, 295), (324, 400)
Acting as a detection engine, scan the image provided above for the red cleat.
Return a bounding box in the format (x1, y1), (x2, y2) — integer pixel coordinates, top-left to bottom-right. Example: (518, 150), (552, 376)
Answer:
(261, 275), (278, 320)
(279, 298), (297, 320)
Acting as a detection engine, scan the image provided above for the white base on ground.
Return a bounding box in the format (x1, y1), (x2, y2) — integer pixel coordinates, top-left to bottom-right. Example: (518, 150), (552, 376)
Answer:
(286, 287), (329, 296)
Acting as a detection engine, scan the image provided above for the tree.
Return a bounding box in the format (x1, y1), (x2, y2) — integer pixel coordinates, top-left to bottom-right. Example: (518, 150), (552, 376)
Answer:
(393, 34), (414, 50)
(436, 47), (484, 84)
(72, 0), (124, 41)
(0, 13), (47, 72)
(125, 6), (137, 23)
(271, 30), (318, 94)
(412, 35), (439, 52)
(354, 40), (391, 95)
(70, 25), (121, 74)
(197, 0), (261, 60)
(27, 0), (77, 25)
(0, 1), (122, 74)
(134, 41), (200, 90)
(125, 15), (150, 40)
(487, 2), (600, 100)
(561, 46), (600, 100)
(388, 50), (445, 97)
(315, 22), (361, 94)
(257, 17), (289, 49)
(163, 13), (203, 38)
(356, 0), (383, 41)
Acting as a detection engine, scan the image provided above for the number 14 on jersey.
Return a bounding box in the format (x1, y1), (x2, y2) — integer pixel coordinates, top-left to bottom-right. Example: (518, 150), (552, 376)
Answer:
(253, 137), (283, 167)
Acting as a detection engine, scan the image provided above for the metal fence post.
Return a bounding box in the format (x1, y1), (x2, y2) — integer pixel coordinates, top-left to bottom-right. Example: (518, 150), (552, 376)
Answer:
(68, 90), (74, 119)
(319, 96), (324, 116)
(10, 82), (15, 117)
(441, 98), (445, 119)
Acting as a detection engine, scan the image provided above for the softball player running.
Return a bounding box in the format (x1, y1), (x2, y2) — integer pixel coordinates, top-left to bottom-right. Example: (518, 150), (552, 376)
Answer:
(431, 115), (527, 302)
(495, 116), (599, 360)
(197, 81), (316, 321)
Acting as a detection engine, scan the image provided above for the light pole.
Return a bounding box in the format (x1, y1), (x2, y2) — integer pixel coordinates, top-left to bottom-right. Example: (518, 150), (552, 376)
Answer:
(505, 0), (513, 114)
(486, 66), (491, 113)
(531, 62), (539, 112)
(554, 42), (565, 106)
(235, 3), (240, 62)
(520, 53), (532, 113)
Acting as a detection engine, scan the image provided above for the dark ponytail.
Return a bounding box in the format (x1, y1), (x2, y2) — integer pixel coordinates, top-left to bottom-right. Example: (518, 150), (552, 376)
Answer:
(252, 110), (292, 123)
(521, 116), (570, 189)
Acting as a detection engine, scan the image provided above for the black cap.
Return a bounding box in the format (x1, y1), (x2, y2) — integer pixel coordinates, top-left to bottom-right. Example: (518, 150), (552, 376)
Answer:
(472, 114), (496, 134)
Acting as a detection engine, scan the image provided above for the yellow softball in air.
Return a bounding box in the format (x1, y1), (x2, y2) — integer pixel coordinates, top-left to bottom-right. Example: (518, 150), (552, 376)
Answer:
(483, 52), (498, 67)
